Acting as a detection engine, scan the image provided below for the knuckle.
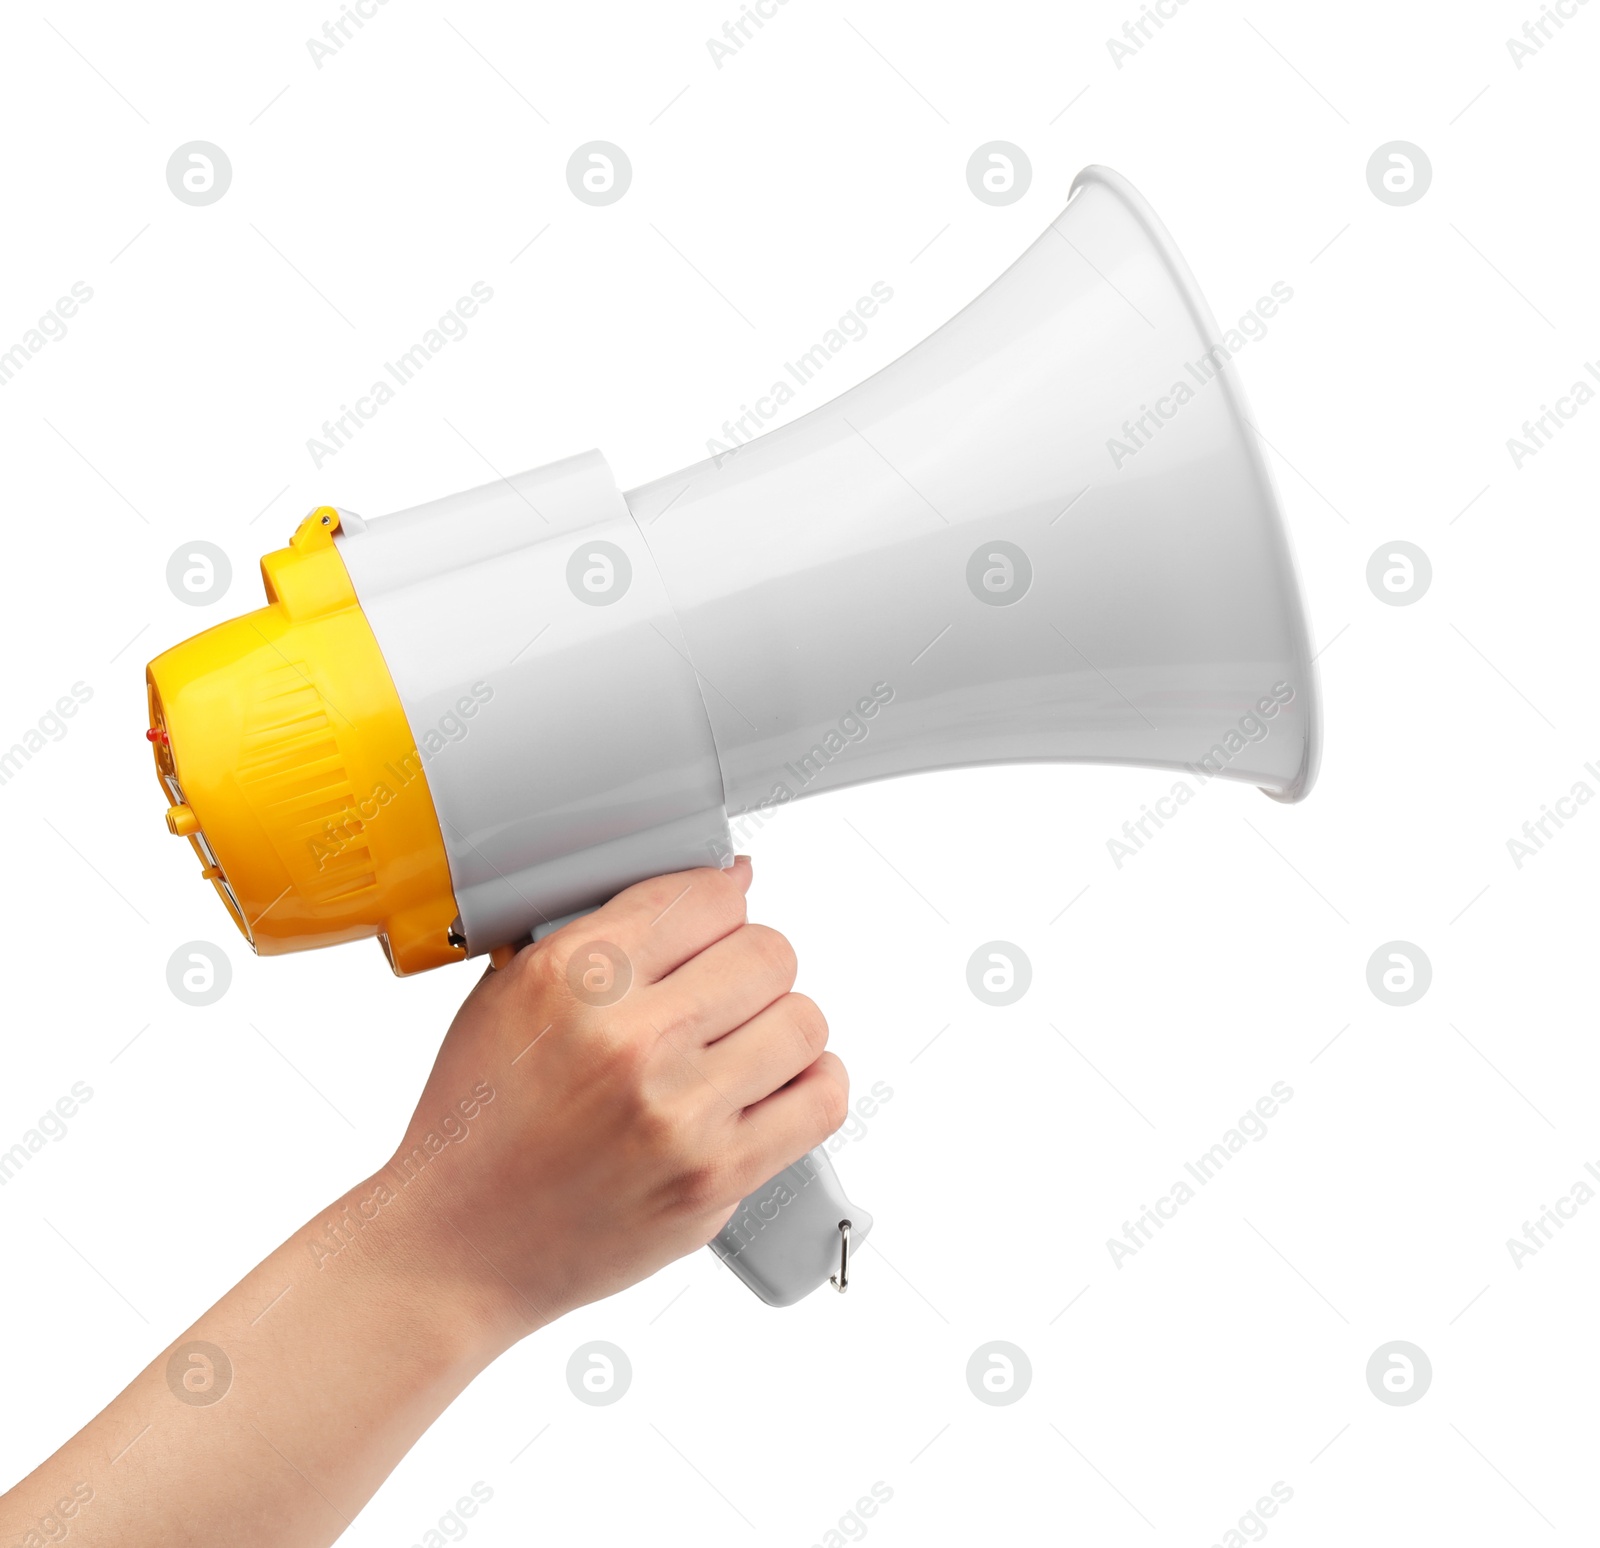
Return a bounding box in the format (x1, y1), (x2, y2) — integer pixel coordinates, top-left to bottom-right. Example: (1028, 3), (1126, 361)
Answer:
(610, 1063), (683, 1154)
(628, 1089), (679, 1154)
(783, 992), (829, 1058)
(520, 936), (570, 999)
(675, 1157), (738, 1216)
(811, 1074), (849, 1139)
(742, 923), (798, 985)
(635, 871), (692, 919)
(588, 1016), (650, 1082)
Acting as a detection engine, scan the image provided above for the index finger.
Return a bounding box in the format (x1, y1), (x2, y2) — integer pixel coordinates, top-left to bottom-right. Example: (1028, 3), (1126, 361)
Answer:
(546, 856), (753, 984)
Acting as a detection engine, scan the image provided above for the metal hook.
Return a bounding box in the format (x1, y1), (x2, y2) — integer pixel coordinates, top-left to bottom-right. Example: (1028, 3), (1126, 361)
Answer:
(830, 1219), (852, 1293)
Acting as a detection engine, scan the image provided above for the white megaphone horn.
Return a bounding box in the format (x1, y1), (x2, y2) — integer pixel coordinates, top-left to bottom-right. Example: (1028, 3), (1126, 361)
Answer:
(146, 165), (1320, 1306)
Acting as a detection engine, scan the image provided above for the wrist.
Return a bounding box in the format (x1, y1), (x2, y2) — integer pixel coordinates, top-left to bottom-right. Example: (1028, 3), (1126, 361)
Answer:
(297, 1164), (526, 1377)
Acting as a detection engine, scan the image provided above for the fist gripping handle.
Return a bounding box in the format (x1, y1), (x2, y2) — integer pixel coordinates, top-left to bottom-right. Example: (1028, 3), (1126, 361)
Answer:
(530, 912), (871, 1307)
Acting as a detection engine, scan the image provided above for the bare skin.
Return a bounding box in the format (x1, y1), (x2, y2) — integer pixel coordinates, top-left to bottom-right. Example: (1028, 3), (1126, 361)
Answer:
(1, 857), (846, 1548)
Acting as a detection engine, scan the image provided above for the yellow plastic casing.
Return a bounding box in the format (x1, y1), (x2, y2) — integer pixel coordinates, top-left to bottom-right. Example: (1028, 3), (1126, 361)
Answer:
(146, 508), (466, 975)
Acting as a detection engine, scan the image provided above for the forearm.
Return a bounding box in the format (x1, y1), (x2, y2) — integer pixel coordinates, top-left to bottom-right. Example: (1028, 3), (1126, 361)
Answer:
(2, 1169), (515, 1548)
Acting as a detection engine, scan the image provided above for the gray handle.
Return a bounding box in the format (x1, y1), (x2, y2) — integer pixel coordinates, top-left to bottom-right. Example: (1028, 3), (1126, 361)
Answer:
(709, 1147), (872, 1307)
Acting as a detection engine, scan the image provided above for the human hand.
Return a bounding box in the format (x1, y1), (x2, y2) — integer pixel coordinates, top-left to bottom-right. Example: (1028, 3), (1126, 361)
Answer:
(389, 857), (848, 1347)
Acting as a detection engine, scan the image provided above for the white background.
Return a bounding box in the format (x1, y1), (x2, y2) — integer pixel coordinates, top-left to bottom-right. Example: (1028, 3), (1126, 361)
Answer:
(2, 1), (1598, 1544)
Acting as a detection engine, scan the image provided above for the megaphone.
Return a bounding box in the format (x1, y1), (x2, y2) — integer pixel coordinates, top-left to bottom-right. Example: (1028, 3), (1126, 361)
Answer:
(146, 166), (1320, 1306)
